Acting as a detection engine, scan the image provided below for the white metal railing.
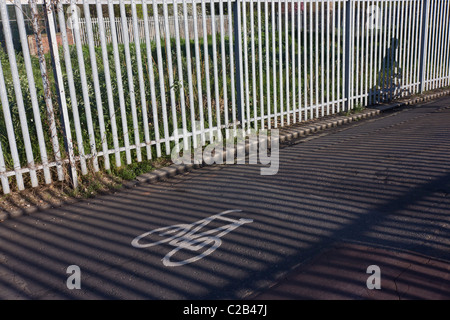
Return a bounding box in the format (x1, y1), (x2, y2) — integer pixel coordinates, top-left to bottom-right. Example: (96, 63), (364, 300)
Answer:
(0, 0), (449, 194)
(77, 15), (230, 46)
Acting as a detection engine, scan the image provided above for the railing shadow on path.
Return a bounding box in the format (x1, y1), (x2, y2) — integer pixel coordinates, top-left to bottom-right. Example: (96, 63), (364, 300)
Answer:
(0, 100), (449, 299)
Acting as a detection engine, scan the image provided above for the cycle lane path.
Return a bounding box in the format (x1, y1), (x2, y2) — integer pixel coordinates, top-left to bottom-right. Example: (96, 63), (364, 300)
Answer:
(0, 97), (449, 299)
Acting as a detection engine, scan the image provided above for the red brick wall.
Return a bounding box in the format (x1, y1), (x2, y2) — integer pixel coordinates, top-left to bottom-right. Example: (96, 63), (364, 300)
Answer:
(27, 29), (74, 56)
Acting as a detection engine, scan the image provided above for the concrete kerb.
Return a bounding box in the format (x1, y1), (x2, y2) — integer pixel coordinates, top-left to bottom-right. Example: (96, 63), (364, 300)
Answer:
(1, 88), (449, 222)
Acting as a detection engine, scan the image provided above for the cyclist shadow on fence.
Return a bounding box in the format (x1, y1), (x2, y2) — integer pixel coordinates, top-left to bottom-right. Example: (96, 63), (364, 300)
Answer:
(369, 37), (405, 104)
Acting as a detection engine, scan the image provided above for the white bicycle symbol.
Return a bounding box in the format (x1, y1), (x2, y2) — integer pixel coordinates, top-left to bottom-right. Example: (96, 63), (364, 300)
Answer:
(131, 210), (253, 267)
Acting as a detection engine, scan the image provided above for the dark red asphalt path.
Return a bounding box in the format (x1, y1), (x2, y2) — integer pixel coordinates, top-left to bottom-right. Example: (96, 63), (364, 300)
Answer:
(253, 242), (450, 300)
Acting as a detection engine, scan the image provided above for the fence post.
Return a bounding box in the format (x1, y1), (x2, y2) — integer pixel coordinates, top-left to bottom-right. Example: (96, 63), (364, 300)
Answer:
(43, 0), (78, 188)
(233, 0), (244, 128)
(419, 0), (430, 93)
(343, 0), (352, 111)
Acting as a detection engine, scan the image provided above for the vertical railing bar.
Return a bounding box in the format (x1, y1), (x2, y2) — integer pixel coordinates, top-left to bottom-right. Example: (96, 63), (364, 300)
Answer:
(107, 1), (132, 163)
(219, 0), (230, 137)
(201, 0), (214, 140)
(418, 0), (428, 93)
(429, 0), (437, 90)
(152, 0), (171, 154)
(397, 0), (404, 97)
(386, 0), (393, 101)
(357, 0), (361, 104)
(94, 3), (121, 165)
(1, 1), (38, 187)
(0, 51), (24, 190)
(298, 0), (302, 121)
(379, 0), (385, 101)
(387, 0), (393, 100)
(131, 0), (152, 158)
(243, 0), (251, 131)
(116, 15), (121, 43)
(309, 1), (313, 117)
(372, 0), (378, 104)
(349, 0), (359, 110)
(408, 0), (418, 94)
(361, 0), (367, 105)
(352, 0), (356, 106)
(250, 0), (258, 130)
(432, 0), (439, 90)
(78, 18), (83, 44)
(355, 0), (360, 108)
(331, 0), (336, 112)
(424, 0), (434, 91)
(407, 0), (417, 94)
(375, 0), (381, 101)
(265, 0), (272, 129)
(320, 0), (325, 116)
(412, 0), (420, 93)
(427, 1), (437, 90)
(447, 0), (450, 87)
(303, 0), (308, 119)
(83, 0), (110, 169)
(315, 0), (319, 117)
(79, 18), (84, 44)
(119, 0), (141, 162)
(291, 0), (296, 122)
(396, 0), (402, 97)
(14, 0), (52, 184)
(364, 0), (369, 106)
(428, 0), (438, 90)
(439, 0), (446, 87)
(228, 0), (237, 134)
(392, 0), (399, 98)
(404, 0), (412, 95)
(57, 2), (88, 175)
(142, 0), (161, 157)
(173, 0), (189, 149)
(433, 0), (443, 89)
(285, 0), (290, 125)
(351, 0), (356, 108)
(183, 0), (197, 147)
(257, 0), (265, 128)
(192, 0), (206, 145)
(210, 0), (222, 140)
(377, 0), (385, 100)
(343, 0), (350, 111)
(393, 1), (407, 97)
(436, 0), (445, 89)
(279, 0), (284, 126)
(380, 0), (387, 101)
(337, 0), (341, 112)
(326, 0), (330, 115)
(336, 0), (346, 112)
(444, 0), (449, 86)
(358, 0), (364, 104)
(438, 0), (443, 86)
(370, 0), (376, 105)
(44, 1), (78, 187)
(273, 0), (278, 127)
